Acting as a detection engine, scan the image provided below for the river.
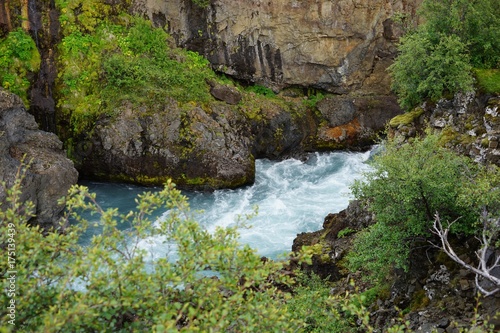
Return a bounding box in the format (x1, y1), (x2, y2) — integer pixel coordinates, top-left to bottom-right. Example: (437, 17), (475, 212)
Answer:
(78, 150), (373, 259)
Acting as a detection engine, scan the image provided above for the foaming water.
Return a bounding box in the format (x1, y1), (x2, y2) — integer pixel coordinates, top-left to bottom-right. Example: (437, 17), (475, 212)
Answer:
(79, 150), (373, 259)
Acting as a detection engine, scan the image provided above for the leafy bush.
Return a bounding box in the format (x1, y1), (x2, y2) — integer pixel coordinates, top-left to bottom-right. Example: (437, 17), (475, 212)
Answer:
(419, 0), (500, 69)
(56, 10), (217, 134)
(286, 273), (353, 333)
(0, 29), (40, 106)
(388, 32), (473, 110)
(0, 170), (299, 332)
(389, 0), (500, 110)
(347, 134), (500, 281)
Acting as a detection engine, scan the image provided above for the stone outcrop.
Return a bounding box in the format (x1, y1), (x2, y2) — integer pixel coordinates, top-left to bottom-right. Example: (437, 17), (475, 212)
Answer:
(292, 198), (500, 331)
(315, 94), (402, 149)
(389, 92), (500, 167)
(134, 0), (421, 93)
(75, 99), (257, 190)
(0, 89), (78, 229)
(292, 200), (374, 280)
(73, 85), (401, 188)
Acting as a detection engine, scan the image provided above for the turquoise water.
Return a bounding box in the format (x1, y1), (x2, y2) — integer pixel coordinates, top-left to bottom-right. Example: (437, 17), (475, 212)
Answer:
(78, 150), (372, 259)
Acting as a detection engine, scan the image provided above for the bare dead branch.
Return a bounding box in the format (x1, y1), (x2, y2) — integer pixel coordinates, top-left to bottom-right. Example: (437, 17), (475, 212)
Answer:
(431, 212), (500, 296)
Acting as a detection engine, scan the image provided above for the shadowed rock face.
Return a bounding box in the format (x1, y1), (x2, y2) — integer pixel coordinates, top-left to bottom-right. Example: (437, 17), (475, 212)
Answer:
(315, 95), (402, 149)
(0, 89), (78, 229)
(134, 0), (421, 93)
(75, 99), (256, 190)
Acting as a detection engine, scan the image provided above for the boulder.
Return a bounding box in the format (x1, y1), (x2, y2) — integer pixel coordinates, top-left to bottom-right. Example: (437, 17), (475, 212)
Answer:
(74, 92), (324, 189)
(76, 100), (255, 190)
(0, 89), (78, 229)
(207, 80), (242, 105)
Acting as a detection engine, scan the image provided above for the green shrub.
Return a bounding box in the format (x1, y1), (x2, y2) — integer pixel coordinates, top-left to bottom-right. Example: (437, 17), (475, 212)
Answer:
(245, 84), (276, 97)
(337, 227), (355, 239)
(0, 169), (299, 332)
(347, 133), (500, 282)
(389, 32), (473, 110)
(0, 29), (40, 106)
(389, 0), (500, 110)
(56, 11), (217, 135)
(419, 0), (500, 69)
(286, 273), (353, 333)
(303, 92), (325, 109)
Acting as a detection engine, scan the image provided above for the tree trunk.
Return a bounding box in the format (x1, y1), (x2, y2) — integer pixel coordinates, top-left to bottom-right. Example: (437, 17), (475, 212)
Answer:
(0, 0), (13, 33)
(21, 0), (29, 31)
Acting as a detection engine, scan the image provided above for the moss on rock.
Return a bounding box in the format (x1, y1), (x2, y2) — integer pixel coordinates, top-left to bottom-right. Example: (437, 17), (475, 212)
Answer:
(389, 107), (425, 128)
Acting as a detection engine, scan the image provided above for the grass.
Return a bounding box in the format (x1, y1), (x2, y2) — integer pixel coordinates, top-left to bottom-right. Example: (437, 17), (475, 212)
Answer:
(474, 68), (500, 94)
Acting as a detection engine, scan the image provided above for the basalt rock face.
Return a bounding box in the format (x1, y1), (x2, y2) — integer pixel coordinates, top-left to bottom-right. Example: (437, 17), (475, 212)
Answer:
(75, 94), (320, 189)
(292, 200), (374, 280)
(76, 99), (256, 190)
(0, 89), (78, 229)
(315, 94), (402, 150)
(134, 0), (421, 93)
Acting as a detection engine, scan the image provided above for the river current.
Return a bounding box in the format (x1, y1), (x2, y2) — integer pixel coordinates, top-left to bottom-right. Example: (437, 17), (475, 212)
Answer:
(79, 150), (373, 259)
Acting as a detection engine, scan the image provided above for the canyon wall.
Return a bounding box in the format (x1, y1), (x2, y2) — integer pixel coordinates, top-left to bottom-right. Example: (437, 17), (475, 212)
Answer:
(134, 0), (421, 94)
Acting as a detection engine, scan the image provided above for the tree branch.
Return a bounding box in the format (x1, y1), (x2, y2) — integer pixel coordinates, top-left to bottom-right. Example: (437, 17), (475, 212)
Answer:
(431, 212), (500, 296)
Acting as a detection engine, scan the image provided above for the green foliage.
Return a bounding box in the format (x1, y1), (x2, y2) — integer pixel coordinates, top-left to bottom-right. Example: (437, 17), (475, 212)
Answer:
(337, 227), (355, 239)
(56, 7), (217, 135)
(190, 0), (211, 8)
(303, 92), (325, 109)
(474, 69), (500, 94)
(0, 29), (40, 107)
(419, 0), (500, 69)
(389, 0), (500, 110)
(389, 32), (473, 110)
(347, 134), (500, 281)
(245, 84), (276, 97)
(286, 273), (353, 333)
(331, 282), (412, 333)
(0, 171), (299, 332)
(56, 0), (126, 34)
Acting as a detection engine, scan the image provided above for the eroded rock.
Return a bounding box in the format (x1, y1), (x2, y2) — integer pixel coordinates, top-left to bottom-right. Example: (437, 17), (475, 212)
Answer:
(134, 0), (422, 93)
(389, 92), (500, 167)
(76, 99), (255, 190)
(0, 89), (78, 229)
(316, 95), (403, 149)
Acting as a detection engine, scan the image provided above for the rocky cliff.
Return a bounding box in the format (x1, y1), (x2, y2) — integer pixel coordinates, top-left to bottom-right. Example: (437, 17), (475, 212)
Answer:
(0, 89), (78, 229)
(72, 0), (414, 188)
(135, 0), (421, 93)
(389, 92), (500, 167)
(1, 0), (413, 189)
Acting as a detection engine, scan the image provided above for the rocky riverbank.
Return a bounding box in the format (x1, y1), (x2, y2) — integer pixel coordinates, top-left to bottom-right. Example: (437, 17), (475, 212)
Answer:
(292, 91), (500, 331)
